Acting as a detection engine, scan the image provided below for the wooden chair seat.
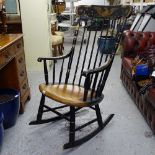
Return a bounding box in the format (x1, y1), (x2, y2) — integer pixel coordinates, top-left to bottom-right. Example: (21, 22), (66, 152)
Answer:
(54, 31), (64, 50)
(51, 35), (63, 56)
(51, 35), (63, 45)
(39, 83), (99, 107)
(51, 22), (64, 53)
(55, 31), (64, 38)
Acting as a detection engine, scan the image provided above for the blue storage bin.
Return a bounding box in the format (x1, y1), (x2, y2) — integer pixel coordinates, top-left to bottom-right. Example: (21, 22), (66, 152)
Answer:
(97, 36), (116, 54)
(135, 64), (149, 76)
(0, 112), (4, 151)
(0, 89), (20, 129)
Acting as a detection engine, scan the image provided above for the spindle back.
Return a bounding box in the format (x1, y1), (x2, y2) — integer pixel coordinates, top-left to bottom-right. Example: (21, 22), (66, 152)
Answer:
(40, 5), (133, 101)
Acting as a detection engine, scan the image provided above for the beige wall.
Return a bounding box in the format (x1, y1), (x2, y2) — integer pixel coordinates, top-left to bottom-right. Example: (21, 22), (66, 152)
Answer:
(20, 0), (51, 71)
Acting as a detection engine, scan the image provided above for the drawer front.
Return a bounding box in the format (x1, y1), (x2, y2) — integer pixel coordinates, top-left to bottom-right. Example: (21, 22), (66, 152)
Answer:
(0, 45), (15, 66)
(17, 66), (27, 84)
(20, 80), (29, 97)
(16, 53), (25, 68)
(14, 39), (24, 54)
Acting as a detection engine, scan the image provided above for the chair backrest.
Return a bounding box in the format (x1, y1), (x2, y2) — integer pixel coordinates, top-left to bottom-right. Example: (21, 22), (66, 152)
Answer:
(52, 0), (66, 14)
(42, 5), (133, 102)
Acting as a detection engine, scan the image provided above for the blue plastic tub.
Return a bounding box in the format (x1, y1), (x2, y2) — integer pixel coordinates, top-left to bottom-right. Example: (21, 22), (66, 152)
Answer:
(97, 36), (116, 54)
(0, 112), (4, 151)
(135, 64), (149, 76)
(0, 89), (20, 129)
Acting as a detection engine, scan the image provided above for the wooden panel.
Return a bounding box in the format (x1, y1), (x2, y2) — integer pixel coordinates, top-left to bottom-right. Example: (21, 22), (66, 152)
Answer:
(0, 34), (23, 49)
(0, 58), (19, 90)
(0, 44), (15, 67)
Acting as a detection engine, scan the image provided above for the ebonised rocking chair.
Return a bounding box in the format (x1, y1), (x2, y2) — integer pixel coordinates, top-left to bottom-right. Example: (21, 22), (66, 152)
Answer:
(30, 5), (133, 149)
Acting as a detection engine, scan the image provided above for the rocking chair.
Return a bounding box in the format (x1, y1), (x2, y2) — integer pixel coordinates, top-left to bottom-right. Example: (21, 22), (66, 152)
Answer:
(30, 5), (133, 149)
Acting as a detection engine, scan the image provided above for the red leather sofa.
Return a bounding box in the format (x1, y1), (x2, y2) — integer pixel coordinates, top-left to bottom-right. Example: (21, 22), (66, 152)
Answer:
(120, 30), (155, 133)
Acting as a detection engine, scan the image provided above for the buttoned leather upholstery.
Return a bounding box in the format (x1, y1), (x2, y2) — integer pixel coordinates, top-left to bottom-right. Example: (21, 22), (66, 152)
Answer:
(123, 31), (155, 57)
(121, 30), (155, 133)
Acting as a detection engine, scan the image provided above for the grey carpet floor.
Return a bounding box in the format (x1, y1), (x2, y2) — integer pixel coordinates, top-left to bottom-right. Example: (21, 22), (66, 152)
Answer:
(1, 29), (155, 155)
(1, 55), (155, 155)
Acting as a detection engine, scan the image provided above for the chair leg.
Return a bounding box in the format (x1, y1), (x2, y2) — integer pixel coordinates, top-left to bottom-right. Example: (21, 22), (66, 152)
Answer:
(29, 94), (45, 125)
(62, 38), (64, 50)
(52, 45), (57, 57)
(69, 106), (75, 143)
(63, 106), (75, 149)
(64, 105), (114, 149)
(29, 95), (71, 125)
(37, 94), (45, 121)
(58, 44), (63, 55)
(95, 104), (103, 127)
(58, 45), (61, 55)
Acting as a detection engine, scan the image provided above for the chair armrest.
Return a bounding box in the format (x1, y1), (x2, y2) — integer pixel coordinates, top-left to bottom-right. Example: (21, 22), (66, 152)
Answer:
(82, 58), (112, 77)
(82, 57), (113, 101)
(37, 47), (74, 62)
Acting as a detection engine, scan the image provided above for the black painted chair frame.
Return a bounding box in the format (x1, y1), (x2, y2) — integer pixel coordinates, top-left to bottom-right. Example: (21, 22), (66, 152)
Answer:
(30, 5), (133, 149)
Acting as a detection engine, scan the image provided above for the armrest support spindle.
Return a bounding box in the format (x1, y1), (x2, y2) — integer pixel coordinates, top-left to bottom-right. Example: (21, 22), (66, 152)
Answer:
(43, 60), (49, 85)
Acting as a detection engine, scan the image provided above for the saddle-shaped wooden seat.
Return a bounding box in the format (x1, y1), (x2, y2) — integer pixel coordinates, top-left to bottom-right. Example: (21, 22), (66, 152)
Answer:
(39, 83), (102, 107)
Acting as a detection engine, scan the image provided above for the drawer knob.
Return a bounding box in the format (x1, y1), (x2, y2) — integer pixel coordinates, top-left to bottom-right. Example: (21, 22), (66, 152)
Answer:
(18, 57), (23, 63)
(5, 54), (9, 59)
(17, 43), (21, 49)
(20, 71), (25, 77)
(22, 84), (27, 90)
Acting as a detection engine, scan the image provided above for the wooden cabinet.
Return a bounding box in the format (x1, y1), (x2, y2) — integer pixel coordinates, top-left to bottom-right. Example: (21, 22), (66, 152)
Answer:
(0, 34), (30, 113)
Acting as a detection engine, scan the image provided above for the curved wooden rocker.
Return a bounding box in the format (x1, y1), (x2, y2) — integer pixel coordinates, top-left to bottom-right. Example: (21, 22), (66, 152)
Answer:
(30, 5), (133, 149)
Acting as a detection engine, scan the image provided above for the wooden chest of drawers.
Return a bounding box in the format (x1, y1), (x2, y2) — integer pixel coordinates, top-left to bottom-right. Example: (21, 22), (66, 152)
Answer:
(0, 34), (30, 113)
